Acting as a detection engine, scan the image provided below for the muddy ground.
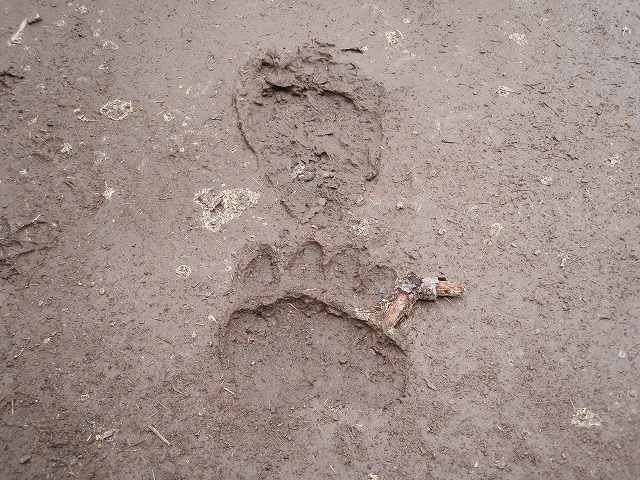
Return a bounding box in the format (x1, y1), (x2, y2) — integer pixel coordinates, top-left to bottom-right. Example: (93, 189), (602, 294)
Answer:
(1, 0), (639, 479)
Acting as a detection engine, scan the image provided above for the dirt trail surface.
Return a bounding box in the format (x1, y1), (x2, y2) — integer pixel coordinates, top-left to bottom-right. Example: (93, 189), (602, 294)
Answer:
(1, 1), (639, 479)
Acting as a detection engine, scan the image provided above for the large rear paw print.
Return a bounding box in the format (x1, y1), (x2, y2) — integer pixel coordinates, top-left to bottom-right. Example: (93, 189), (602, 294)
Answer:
(215, 242), (455, 477)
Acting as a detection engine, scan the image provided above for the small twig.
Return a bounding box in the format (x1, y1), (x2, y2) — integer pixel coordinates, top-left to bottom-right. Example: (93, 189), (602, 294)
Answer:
(171, 385), (186, 396)
(27, 14), (42, 25)
(8, 18), (27, 46)
(147, 425), (171, 446)
(379, 274), (464, 333)
(223, 387), (236, 396)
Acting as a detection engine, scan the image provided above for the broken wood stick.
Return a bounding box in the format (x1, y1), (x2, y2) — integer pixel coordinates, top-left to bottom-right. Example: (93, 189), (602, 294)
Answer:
(379, 273), (464, 333)
(147, 425), (171, 446)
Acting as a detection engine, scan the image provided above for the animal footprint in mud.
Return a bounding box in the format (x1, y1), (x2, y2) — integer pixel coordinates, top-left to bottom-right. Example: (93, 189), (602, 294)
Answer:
(217, 243), (428, 478)
(234, 43), (385, 226)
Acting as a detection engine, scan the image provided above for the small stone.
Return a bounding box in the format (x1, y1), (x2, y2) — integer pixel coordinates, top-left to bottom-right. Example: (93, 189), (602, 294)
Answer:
(19, 455), (31, 464)
(317, 197), (327, 206)
(437, 228), (446, 235)
(98, 288), (105, 295)
(396, 201), (405, 210)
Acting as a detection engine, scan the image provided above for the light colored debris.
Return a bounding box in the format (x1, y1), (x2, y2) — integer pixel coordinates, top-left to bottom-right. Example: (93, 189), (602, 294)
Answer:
(194, 188), (259, 232)
(490, 222), (503, 237)
(75, 109), (97, 122)
(8, 13), (42, 45)
(291, 162), (306, 179)
(175, 265), (192, 279)
(496, 85), (516, 97)
(102, 39), (119, 50)
(60, 142), (73, 155)
(608, 153), (619, 166)
(571, 408), (601, 428)
(162, 112), (175, 122)
(102, 185), (115, 200)
(147, 425), (171, 446)
(559, 254), (568, 268)
(95, 429), (115, 441)
(540, 176), (553, 186)
(424, 379), (438, 391)
(100, 99), (132, 120)
(27, 14), (42, 25)
(384, 30), (403, 46)
(508, 32), (528, 46)
(8, 19), (27, 46)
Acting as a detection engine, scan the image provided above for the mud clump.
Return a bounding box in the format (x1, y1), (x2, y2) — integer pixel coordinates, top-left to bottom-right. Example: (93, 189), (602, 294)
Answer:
(234, 44), (385, 225)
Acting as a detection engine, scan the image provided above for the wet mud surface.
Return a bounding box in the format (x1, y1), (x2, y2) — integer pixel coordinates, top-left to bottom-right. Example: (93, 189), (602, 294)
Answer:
(1, 1), (639, 479)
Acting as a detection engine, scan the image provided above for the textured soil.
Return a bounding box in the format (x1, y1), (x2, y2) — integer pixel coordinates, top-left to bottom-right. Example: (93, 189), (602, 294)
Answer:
(1, 1), (639, 479)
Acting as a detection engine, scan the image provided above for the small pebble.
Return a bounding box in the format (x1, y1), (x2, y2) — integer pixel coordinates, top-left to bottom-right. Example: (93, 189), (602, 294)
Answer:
(19, 455), (31, 464)
(540, 176), (553, 186)
(396, 201), (405, 210)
